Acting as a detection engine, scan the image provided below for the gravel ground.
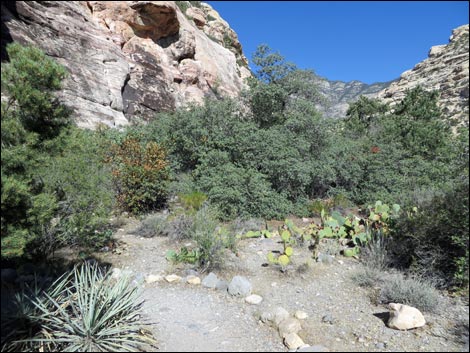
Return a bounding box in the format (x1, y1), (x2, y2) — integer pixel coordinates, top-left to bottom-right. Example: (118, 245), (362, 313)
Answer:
(98, 217), (469, 352)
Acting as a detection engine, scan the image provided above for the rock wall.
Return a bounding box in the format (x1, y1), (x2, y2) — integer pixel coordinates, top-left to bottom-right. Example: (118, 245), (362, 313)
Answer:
(1, 1), (250, 129)
(378, 24), (469, 127)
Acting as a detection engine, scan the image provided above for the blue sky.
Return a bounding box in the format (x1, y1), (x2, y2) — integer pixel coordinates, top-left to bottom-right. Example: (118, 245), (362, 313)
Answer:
(208, 1), (469, 84)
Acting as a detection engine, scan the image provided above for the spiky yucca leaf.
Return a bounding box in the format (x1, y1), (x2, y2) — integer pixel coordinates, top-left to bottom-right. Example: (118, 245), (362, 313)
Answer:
(8, 262), (156, 352)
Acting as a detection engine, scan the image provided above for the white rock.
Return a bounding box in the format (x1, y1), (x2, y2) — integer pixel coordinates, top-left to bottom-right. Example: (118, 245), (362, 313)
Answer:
(387, 303), (426, 330)
(186, 275), (201, 285)
(111, 268), (122, 280)
(278, 317), (302, 338)
(165, 274), (182, 283)
(245, 294), (263, 305)
(295, 310), (308, 320)
(283, 332), (305, 350)
(145, 274), (163, 284)
(274, 307), (291, 327)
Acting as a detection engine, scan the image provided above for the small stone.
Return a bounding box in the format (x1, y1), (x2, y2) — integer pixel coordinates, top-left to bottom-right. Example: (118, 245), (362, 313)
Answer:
(274, 307), (291, 327)
(375, 342), (386, 349)
(186, 275), (201, 285)
(145, 274), (163, 283)
(317, 253), (334, 265)
(278, 318), (302, 338)
(202, 272), (219, 289)
(216, 279), (229, 291)
(165, 274), (181, 283)
(228, 275), (252, 296)
(295, 310), (308, 320)
(322, 314), (334, 324)
(245, 294), (263, 305)
(387, 303), (426, 330)
(283, 333), (305, 350)
(133, 273), (145, 285)
(111, 268), (122, 280)
(338, 260), (344, 265)
(260, 311), (273, 323)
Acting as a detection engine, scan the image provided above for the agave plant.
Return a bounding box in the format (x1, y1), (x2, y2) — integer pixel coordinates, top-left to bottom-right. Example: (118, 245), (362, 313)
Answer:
(3, 262), (156, 352)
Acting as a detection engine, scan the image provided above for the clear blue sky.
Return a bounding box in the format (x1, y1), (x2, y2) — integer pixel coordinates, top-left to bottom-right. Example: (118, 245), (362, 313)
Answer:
(208, 1), (469, 84)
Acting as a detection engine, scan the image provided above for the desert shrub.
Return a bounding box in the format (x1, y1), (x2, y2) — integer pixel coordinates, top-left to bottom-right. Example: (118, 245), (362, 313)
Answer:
(1, 262), (156, 352)
(351, 267), (384, 288)
(229, 218), (266, 235)
(379, 272), (440, 313)
(137, 213), (169, 238)
(167, 205), (236, 271)
(165, 213), (194, 241)
(106, 135), (170, 215)
(391, 180), (469, 289)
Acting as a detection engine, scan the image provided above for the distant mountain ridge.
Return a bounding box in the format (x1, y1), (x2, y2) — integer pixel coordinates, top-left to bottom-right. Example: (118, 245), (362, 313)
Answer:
(312, 75), (396, 118)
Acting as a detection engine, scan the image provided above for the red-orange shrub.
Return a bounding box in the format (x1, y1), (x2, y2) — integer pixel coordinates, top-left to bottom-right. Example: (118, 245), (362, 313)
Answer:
(107, 137), (169, 214)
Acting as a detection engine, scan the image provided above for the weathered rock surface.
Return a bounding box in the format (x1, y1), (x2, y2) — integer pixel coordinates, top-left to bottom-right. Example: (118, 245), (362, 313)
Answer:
(283, 332), (305, 350)
(228, 275), (252, 297)
(378, 24), (469, 127)
(1, 1), (250, 129)
(201, 272), (219, 289)
(387, 303), (426, 330)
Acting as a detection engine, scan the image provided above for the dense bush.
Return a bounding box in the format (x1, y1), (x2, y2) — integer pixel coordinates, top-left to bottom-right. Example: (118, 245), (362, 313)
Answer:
(106, 135), (170, 214)
(1, 262), (156, 352)
(1, 43), (115, 258)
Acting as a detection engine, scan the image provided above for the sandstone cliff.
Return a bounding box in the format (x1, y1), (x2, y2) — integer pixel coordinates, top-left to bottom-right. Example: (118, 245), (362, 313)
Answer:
(378, 24), (469, 127)
(1, 1), (251, 129)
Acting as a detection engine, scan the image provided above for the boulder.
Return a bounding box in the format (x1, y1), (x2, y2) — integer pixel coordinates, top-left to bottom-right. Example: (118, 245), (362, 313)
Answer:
(387, 303), (426, 330)
(228, 275), (252, 296)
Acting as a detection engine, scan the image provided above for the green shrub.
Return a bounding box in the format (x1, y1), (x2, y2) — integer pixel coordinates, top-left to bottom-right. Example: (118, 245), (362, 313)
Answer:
(195, 152), (292, 220)
(391, 180), (469, 289)
(0, 44), (117, 258)
(1, 262), (156, 352)
(179, 191), (207, 213)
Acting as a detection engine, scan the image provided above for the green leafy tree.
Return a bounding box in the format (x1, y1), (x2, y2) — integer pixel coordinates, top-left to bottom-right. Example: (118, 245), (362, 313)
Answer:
(1, 43), (114, 258)
(1, 43), (71, 258)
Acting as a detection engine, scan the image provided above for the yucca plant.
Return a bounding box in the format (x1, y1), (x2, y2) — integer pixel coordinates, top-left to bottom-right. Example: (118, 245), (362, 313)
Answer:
(2, 262), (156, 352)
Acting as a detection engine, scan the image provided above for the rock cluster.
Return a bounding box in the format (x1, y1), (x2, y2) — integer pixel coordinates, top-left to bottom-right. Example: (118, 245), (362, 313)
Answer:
(1, 1), (250, 129)
(378, 24), (469, 127)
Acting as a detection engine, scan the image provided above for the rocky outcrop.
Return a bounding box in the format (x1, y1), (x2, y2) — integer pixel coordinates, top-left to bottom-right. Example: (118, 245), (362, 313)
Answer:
(1, 1), (250, 129)
(312, 76), (394, 118)
(378, 24), (469, 127)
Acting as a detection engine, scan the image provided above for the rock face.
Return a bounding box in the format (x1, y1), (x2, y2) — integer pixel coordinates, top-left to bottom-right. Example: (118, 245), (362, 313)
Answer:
(378, 24), (469, 127)
(313, 75), (394, 118)
(1, 1), (250, 129)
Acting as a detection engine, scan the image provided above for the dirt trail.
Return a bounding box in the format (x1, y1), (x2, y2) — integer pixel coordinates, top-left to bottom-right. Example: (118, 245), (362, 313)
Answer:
(98, 217), (469, 352)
